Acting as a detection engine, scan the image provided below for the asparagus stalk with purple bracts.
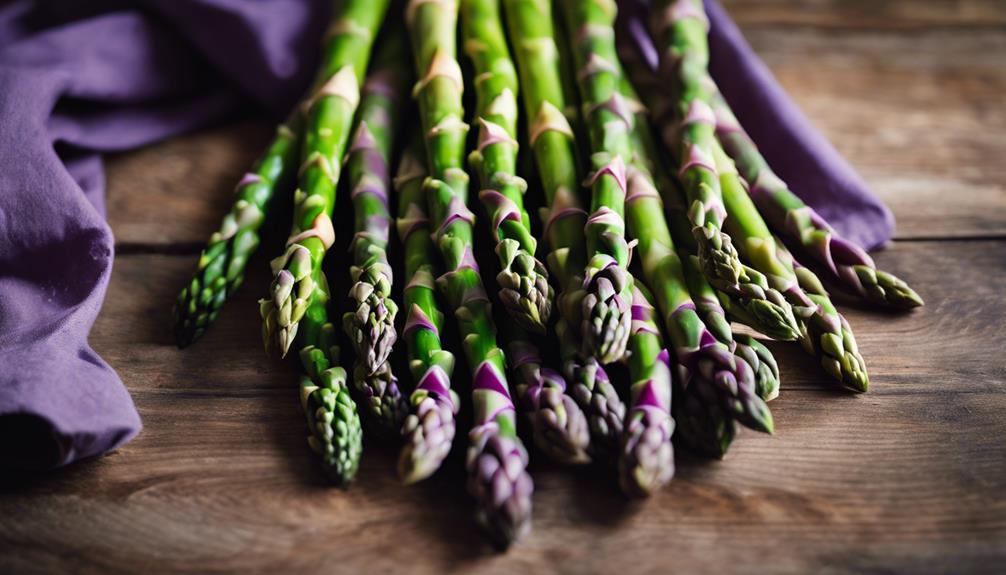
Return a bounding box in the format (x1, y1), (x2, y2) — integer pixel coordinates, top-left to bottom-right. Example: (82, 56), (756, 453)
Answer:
(508, 338), (591, 465)
(461, 0), (553, 333)
(557, 0), (635, 364)
(612, 50), (783, 402)
(407, 0), (532, 547)
(297, 268), (364, 484)
(174, 121), (299, 347)
(619, 284), (675, 497)
(711, 94), (922, 310)
(623, 144), (773, 438)
(660, 180), (781, 401)
(649, 0), (801, 343)
(342, 29), (410, 435)
(395, 141), (460, 484)
(502, 0), (625, 460)
(260, 0), (390, 357)
(714, 143), (869, 392)
(618, 74), (773, 436)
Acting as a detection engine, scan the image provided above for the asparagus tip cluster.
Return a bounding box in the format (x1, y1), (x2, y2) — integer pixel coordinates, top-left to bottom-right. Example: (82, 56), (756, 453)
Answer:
(509, 341), (591, 465)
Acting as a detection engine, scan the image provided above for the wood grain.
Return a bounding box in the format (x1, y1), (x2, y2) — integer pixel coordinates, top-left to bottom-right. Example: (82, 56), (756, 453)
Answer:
(721, 0), (1006, 29)
(1, 240), (1004, 574)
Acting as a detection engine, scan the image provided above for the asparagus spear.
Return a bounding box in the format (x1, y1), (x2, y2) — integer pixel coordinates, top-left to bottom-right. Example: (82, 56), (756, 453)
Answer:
(619, 284), (675, 497)
(711, 95), (923, 309)
(174, 121), (299, 347)
(407, 0), (532, 548)
(341, 29), (410, 435)
(622, 135), (773, 438)
(616, 36), (781, 401)
(295, 267), (364, 484)
(557, 0), (635, 364)
(662, 180), (781, 401)
(461, 0), (553, 333)
(502, 0), (625, 460)
(394, 141), (459, 484)
(714, 143), (870, 392)
(649, 0), (801, 342)
(261, 0), (390, 357)
(508, 338), (591, 464)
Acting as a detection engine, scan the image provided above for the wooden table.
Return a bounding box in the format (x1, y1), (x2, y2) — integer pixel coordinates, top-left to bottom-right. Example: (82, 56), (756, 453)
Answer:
(3, 2), (1005, 573)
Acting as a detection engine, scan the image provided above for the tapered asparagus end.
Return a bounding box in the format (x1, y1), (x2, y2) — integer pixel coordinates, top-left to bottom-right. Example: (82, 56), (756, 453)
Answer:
(619, 406), (675, 498)
(691, 341), (775, 434)
(733, 335), (781, 401)
(674, 390), (737, 459)
(352, 362), (409, 437)
(467, 425), (534, 550)
(581, 256), (633, 363)
(497, 239), (554, 334)
(693, 222), (742, 288)
(515, 364), (591, 465)
(261, 246), (316, 356)
(173, 276), (222, 348)
(799, 293), (870, 393)
(344, 266), (399, 374)
(566, 356), (626, 460)
(854, 265), (924, 310)
(300, 366), (364, 485)
(738, 290), (803, 341)
(398, 366), (458, 484)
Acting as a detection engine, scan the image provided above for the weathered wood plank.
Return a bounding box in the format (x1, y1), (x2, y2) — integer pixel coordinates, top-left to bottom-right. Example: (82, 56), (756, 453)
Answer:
(104, 121), (274, 247)
(1, 240), (1003, 573)
(746, 28), (1006, 239)
(721, 0), (1006, 29)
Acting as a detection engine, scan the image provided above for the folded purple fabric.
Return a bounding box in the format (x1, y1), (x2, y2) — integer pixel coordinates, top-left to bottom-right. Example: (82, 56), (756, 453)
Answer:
(623, 0), (895, 251)
(0, 0), (325, 470)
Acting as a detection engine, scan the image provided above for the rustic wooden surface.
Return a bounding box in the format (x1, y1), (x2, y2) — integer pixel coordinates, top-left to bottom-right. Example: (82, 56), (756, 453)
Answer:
(3, 2), (1006, 573)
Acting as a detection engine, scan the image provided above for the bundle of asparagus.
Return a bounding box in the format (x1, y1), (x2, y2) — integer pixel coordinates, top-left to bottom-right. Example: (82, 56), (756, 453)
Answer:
(173, 0), (921, 549)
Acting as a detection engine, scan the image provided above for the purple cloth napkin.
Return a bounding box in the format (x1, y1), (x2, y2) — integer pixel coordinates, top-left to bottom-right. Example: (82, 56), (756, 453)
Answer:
(623, 0), (895, 251)
(0, 0), (894, 471)
(0, 0), (325, 470)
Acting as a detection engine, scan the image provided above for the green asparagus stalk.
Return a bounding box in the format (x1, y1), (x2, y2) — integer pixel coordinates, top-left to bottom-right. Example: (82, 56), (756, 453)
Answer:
(615, 43), (781, 402)
(508, 337), (591, 464)
(261, 0), (390, 357)
(714, 143), (869, 392)
(710, 94), (923, 309)
(503, 0), (626, 462)
(623, 141), (773, 437)
(461, 0), (553, 333)
(557, 0), (635, 364)
(650, 0), (801, 342)
(341, 29), (411, 435)
(174, 120), (299, 347)
(619, 284), (675, 497)
(618, 73), (773, 437)
(407, 0), (532, 547)
(295, 268), (364, 484)
(661, 176), (781, 401)
(394, 140), (460, 484)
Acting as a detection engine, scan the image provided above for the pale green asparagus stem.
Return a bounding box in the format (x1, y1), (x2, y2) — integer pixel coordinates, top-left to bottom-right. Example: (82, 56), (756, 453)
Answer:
(558, 0), (635, 363)
(408, 0), (532, 548)
(261, 0), (390, 356)
(462, 0), (553, 333)
(503, 0), (624, 463)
